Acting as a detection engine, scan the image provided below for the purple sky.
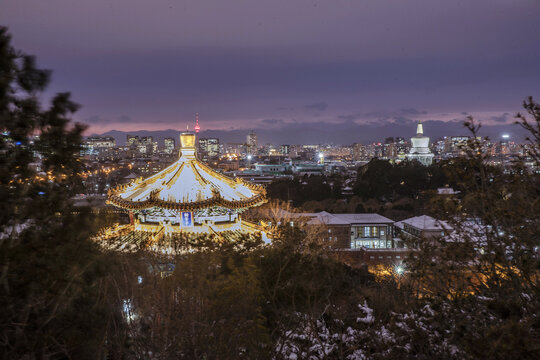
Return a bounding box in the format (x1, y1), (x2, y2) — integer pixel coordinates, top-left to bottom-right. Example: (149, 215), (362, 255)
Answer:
(2, 0), (539, 136)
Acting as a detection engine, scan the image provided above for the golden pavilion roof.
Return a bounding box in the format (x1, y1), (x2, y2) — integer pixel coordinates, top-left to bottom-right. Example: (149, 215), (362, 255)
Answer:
(107, 132), (266, 211)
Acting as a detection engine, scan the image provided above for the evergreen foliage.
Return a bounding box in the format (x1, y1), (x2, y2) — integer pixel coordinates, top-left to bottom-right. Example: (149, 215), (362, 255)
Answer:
(0, 27), (123, 359)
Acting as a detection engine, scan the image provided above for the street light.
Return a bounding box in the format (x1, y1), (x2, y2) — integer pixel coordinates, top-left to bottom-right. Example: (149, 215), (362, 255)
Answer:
(247, 154), (252, 168)
(394, 264), (405, 288)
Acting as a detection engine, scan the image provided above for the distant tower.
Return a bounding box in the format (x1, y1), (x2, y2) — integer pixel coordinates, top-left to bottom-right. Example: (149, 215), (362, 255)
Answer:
(194, 113), (201, 133)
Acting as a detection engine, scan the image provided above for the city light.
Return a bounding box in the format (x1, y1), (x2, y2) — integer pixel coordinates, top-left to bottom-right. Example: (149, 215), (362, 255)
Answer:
(3, 2), (538, 357)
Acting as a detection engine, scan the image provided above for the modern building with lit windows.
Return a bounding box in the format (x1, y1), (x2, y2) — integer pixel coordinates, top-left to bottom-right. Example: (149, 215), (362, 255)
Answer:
(198, 137), (220, 162)
(164, 137), (175, 154)
(304, 212), (395, 249)
(82, 136), (116, 155)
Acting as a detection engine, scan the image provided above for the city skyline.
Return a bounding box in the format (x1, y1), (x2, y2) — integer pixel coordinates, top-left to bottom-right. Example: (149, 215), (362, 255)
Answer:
(2, 9), (539, 356)
(91, 117), (527, 146)
(2, 0), (539, 135)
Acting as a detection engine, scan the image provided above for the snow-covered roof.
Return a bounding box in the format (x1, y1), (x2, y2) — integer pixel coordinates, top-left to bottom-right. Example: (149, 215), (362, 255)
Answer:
(437, 187), (459, 195)
(444, 220), (489, 245)
(395, 215), (452, 231)
(107, 133), (266, 211)
(307, 212), (394, 226)
(124, 172), (138, 179)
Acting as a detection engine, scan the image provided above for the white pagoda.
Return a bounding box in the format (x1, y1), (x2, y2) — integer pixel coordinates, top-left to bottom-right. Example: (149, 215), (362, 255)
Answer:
(97, 132), (268, 253)
(407, 121), (434, 166)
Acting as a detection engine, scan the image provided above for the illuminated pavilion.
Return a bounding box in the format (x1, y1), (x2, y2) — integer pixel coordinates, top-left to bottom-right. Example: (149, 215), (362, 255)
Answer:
(96, 132), (268, 253)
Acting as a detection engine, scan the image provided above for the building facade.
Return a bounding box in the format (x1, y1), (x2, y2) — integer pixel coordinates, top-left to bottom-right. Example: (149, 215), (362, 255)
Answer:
(164, 137), (175, 154)
(246, 131), (258, 155)
(198, 138), (220, 162)
(82, 136), (116, 155)
(395, 215), (452, 241)
(305, 212), (395, 249)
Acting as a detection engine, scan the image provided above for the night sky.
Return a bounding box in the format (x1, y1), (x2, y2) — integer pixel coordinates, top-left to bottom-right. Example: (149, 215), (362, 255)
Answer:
(2, 0), (540, 140)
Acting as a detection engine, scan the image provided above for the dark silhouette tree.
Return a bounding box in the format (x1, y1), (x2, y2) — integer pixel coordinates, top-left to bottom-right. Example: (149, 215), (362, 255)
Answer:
(404, 109), (540, 359)
(0, 27), (123, 359)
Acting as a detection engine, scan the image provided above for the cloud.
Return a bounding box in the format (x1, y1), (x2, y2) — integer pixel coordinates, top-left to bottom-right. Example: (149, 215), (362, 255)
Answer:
(337, 109), (419, 125)
(84, 115), (107, 124)
(117, 115), (132, 123)
(367, 116), (415, 127)
(261, 118), (285, 125)
(392, 116), (415, 125)
(305, 102), (328, 111)
(338, 113), (362, 121)
(84, 114), (133, 124)
(490, 113), (511, 123)
(399, 108), (427, 115)
(276, 106), (294, 111)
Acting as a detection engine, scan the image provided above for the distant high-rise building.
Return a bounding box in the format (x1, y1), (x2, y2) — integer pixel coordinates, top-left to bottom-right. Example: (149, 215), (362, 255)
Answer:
(164, 137), (175, 154)
(198, 138), (219, 162)
(381, 137), (403, 159)
(139, 136), (155, 155)
(384, 143), (397, 159)
(140, 136), (153, 145)
(394, 137), (409, 157)
(82, 136), (115, 155)
(407, 122), (434, 166)
(352, 143), (366, 161)
(446, 136), (470, 156)
(225, 143), (242, 155)
(246, 131), (258, 154)
(127, 135), (139, 147)
(279, 144), (290, 155)
(86, 136), (115, 148)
